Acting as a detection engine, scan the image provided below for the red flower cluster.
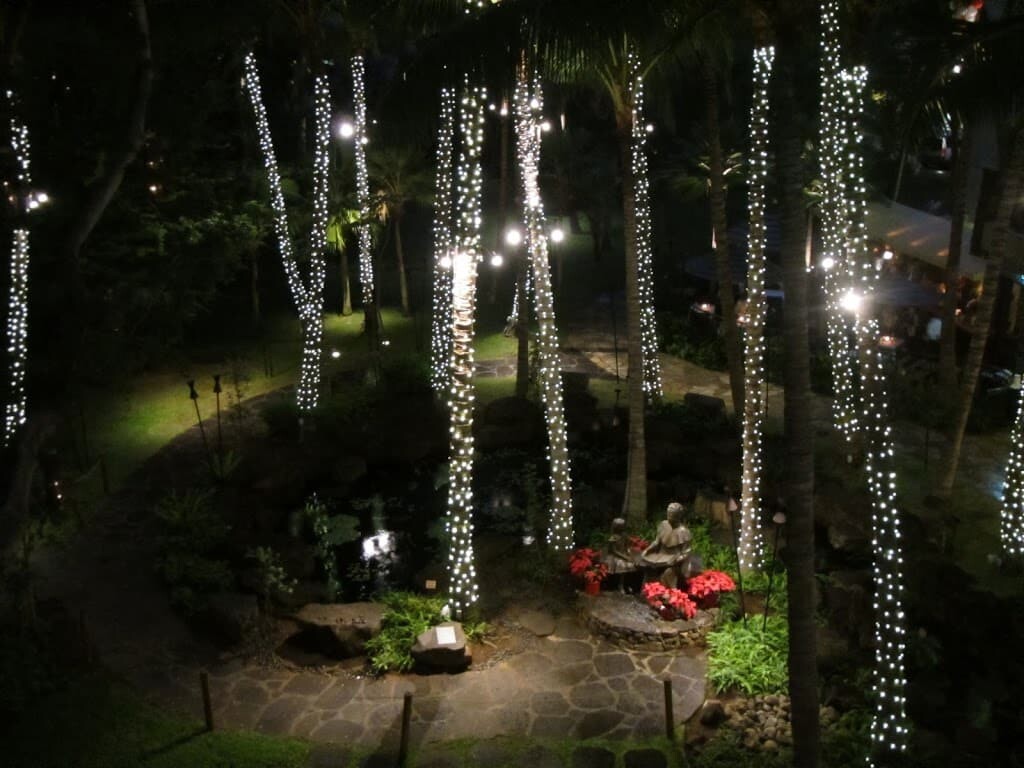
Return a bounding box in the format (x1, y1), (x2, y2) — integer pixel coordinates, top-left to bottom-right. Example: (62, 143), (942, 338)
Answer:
(642, 582), (697, 620)
(686, 570), (736, 602)
(642, 570), (737, 620)
(569, 548), (608, 585)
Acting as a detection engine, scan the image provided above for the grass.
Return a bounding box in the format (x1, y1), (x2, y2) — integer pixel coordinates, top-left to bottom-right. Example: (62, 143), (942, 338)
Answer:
(5, 673), (310, 768)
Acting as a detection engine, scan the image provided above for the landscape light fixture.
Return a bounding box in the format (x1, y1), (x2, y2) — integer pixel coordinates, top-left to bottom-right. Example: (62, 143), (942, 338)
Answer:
(550, 227), (565, 243)
(337, 121), (354, 139)
(504, 228), (522, 247)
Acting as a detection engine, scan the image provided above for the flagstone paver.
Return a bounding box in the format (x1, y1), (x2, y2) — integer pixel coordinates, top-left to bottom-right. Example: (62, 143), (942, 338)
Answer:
(175, 625), (706, 750)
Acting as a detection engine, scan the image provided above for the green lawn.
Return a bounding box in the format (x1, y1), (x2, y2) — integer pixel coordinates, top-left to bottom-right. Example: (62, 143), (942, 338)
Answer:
(5, 674), (310, 768)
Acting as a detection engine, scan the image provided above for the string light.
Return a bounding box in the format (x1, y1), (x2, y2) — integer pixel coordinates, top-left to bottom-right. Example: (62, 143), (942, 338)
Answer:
(4, 96), (32, 446)
(243, 53), (329, 410)
(627, 49), (662, 399)
(514, 64), (573, 550)
(738, 46), (774, 570)
(430, 87), (457, 393)
(819, 0), (858, 445)
(1000, 390), (1024, 556)
(351, 54), (375, 309)
(838, 63), (909, 760)
(445, 78), (487, 619)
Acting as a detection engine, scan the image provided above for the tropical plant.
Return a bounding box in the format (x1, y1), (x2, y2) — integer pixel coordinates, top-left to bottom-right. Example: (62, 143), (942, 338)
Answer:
(302, 495), (359, 601)
(707, 615), (789, 695)
(568, 548), (608, 586)
(364, 591), (446, 673)
(246, 546), (297, 607)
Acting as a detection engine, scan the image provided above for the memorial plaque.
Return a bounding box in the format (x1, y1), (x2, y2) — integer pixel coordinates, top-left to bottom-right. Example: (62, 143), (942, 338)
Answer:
(425, 579), (437, 590)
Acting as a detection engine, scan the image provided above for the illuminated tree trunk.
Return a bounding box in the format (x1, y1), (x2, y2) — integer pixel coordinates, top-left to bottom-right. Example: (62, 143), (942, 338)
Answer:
(351, 54), (377, 332)
(706, 65), (744, 419)
(514, 65), (573, 550)
(243, 54), (330, 410)
(1001, 382), (1024, 556)
(430, 87), (457, 393)
(445, 82), (486, 618)
(819, 0), (857, 449)
(4, 104), (31, 446)
(738, 47), (774, 571)
(628, 52), (662, 399)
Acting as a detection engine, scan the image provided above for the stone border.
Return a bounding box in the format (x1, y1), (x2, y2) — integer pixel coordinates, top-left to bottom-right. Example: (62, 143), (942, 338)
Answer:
(577, 592), (718, 651)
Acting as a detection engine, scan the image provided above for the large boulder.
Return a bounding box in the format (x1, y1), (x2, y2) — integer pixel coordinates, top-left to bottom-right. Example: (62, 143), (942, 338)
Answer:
(411, 621), (471, 671)
(286, 602), (385, 658)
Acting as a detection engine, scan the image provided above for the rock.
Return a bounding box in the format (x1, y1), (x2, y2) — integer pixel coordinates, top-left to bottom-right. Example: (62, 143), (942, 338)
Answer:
(743, 728), (760, 749)
(287, 602), (385, 658)
(763, 740), (779, 751)
(765, 695), (779, 706)
(693, 490), (731, 529)
(623, 748), (668, 768)
(699, 699), (727, 726)
(205, 592), (259, 645)
(411, 621), (471, 671)
(519, 610), (557, 637)
(684, 392), (726, 418)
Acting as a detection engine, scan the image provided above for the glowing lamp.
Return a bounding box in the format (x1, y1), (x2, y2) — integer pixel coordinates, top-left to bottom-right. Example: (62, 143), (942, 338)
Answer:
(505, 228), (522, 247)
(550, 228), (564, 243)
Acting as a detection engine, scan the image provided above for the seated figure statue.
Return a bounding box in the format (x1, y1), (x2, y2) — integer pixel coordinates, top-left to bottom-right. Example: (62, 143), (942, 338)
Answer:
(640, 502), (700, 589)
(602, 517), (639, 591)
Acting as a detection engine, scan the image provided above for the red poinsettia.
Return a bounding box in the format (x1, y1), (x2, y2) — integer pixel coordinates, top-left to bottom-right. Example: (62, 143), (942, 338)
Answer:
(569, 548), (608, 585)
(642, 582), (698, 620)
(686, 570), (736, 602)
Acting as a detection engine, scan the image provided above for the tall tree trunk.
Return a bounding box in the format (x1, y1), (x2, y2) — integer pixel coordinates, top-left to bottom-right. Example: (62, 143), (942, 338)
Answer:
(339, 245), (352, 316)
(938, 127), (1024, 499)
(497, 100), (510, 252)
(395, 211), (410, 316)
(706, 65), (744, 418)
(514, 255), (530, 398)
(618, 116), (647, 528)
(939, 122), (973, 394)
(776, 51), (820, 768)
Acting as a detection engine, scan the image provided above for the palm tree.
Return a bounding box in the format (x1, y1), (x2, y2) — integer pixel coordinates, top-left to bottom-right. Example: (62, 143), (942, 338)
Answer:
(938, 124), (1024, 499)
(369, 145), (434, 316)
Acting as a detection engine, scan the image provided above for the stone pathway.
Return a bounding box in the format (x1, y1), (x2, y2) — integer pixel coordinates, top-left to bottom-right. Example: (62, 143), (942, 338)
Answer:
(151, 613), (705, 755)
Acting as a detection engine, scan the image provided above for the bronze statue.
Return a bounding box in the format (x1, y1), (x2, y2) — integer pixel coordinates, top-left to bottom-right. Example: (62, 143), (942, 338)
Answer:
(640, 502), (698, 589)
(602, 518), (639, 591)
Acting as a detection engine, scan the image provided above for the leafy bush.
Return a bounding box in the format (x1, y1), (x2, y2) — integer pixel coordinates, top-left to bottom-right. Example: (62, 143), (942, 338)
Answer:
(364, 592), (446, 673)
(707, 615), (789, 695)
(650, 399), (732, 438)
(0, 627), (60, 717)
(379, 355), (431, 395)
(154, 490), (233, 614)
(302, 495), (359, 601)
(246, 546), (296, 606)
(688, 728), (790, 768)
(660, 314), (728, 371)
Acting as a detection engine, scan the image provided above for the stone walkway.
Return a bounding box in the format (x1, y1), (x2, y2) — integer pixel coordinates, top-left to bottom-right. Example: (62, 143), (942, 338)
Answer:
(148, 613), (705, 754)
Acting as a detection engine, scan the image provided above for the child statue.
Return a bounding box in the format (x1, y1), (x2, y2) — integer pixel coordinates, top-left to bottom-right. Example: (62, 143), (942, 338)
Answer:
(640, 502), (698, 589)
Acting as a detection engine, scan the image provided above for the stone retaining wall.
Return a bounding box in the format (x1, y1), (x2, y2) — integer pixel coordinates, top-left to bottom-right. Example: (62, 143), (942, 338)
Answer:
(578, 592), (718, 651)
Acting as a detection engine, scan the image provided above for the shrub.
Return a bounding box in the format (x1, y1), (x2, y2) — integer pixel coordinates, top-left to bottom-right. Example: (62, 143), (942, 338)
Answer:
(379, 355), (431, 395)
(154, 490), (233, 614)
(706, 615), (789, 695)
(364, 592), (446, 673)
(260, 397), (300, 438)
(301, 495), (359, 601)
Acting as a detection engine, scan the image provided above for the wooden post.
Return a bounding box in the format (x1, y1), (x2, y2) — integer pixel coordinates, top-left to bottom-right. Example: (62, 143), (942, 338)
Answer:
(398, 692), (413, 766)
(200, 671), (214, 732)
(663, 679), (674, 741)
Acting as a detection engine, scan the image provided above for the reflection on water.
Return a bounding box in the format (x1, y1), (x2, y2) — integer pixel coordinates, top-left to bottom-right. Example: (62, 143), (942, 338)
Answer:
(362, 530), (395, 560)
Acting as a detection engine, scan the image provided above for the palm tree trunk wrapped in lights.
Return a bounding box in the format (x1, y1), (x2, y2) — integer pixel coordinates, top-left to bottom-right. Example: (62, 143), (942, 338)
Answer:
(819, 0), (858, 448)
(4, 102), (32, 447)
(243, 53), (329, 411)
(840, 64), (910, 761)
(445, 81), (487, 618)
(738, 46), (774, 571)
(430, 87), (457, 393)
(627, 49), (662, 400)
(351, 54), (375, 317)
(513, 64), (573, 550)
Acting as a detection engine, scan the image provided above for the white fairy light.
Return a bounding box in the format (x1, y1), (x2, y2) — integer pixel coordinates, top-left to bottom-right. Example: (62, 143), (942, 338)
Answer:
(445, 79), (487, 618)
(4, 100), (31, 446)
(243, 53), (329, 411)
(1000, 391), (1024, 556)
(840, 63), (909, 760)
(819, 0), (859, 446)
(738, 46), (774, 570)
(627, 49), (662, 399)
(514, 64), (574, 550)
(430, 87), (458, 393)
(351, 54), (375, 309)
